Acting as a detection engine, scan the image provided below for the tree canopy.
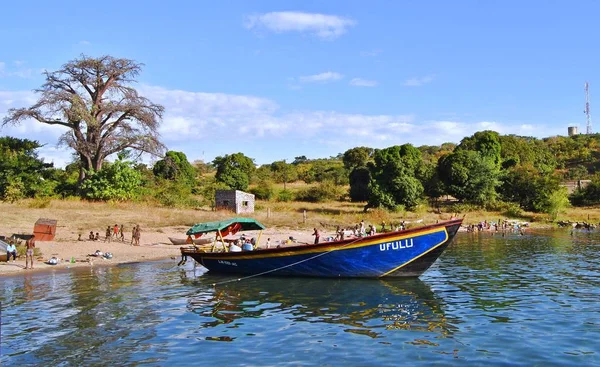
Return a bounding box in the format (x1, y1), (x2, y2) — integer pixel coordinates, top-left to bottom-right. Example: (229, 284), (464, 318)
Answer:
(213, 152), (256, 191)
(2, 55), (165, 183)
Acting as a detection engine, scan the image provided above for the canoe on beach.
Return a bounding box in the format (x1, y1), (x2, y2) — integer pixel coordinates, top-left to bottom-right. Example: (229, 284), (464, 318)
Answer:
(168, 237), (213, 246)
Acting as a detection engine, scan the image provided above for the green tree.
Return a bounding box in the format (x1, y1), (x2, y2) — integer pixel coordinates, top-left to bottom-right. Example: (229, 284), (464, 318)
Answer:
(457, 130), (502, 167)
(438, 150), (499, 205)
(2, 55), (165, 184)
(535, 187), (570, 220)
(80, 158), (142, 201)
(153, 151), (196, 185)
(349, 166), (371, 202)
(367, 144), (424, 210)
(270, 160), (298, 189)
(342, 146), (374, 170)
(0, 137), (53, 200)
(213, 152), (256, 191)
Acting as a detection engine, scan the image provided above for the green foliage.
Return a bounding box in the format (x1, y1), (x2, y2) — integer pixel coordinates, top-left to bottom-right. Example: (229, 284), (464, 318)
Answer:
(196, 179), (230, 207)
(342, 146), (374, 169)
(213, 152), (255, 191)
(566, 164), (589, 180)
(457, 130), (502, 167)
(277, 189), (294, 202)
(4, 177), (25, 202)
(570, 173), (600, 206)
(250, 180), (275, 200)
(80, 159), (142, 201)
(0, 137), (53, 201)
(367, 144), (425, 210)
(298, 158), (347, 185)
(438, 150), (500, 205)
(534, 187), (570, 220)
(270, 160), (298, 187)
(153, 151), (196, 185)
(153, 179), (199, 208)
(349, 166), (371, 202)
(500, 165), (561, 211)
(295, 181), (345, 202)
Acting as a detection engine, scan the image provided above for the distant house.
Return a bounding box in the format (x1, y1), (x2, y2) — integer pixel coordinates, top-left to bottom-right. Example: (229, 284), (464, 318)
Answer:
(215, 190), (255, 214)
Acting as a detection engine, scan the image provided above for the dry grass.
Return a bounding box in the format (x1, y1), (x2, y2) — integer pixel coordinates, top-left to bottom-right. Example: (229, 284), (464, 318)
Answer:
(2, 198), (599, 239)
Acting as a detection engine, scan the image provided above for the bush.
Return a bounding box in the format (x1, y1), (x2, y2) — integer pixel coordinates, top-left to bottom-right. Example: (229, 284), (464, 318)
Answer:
(250, 181), (275, 200)
(295, 182), (344, 203)
(277, 189), (294, 202)
(3, 177), (25, 203)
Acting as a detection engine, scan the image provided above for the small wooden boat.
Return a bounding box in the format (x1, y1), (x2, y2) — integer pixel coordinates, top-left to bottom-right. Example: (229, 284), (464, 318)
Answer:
(168, 236), (213, 246)
(179, 217), (463, 278)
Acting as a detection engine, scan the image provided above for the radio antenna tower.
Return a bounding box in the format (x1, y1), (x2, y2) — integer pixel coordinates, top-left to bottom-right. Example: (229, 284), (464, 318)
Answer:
(585, 82), (592, 134)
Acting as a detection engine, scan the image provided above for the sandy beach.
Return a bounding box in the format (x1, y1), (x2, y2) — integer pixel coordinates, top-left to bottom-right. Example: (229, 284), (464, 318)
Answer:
(0, 224), (320, 276)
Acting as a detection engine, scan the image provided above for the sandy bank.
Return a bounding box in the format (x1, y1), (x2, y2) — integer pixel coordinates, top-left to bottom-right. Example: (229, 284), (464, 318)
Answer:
(0, 226), (322, 276)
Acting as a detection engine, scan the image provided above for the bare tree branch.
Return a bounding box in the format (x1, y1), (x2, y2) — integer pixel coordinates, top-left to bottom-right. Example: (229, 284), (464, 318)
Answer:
(2, 54), (165, 180)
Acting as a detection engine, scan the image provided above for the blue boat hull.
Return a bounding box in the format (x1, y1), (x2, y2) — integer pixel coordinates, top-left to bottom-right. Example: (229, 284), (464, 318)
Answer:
(181, 219), (462, 278)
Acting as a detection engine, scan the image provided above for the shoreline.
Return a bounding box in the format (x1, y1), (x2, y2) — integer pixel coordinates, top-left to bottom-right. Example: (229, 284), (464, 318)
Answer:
(0, 226), (316, 276)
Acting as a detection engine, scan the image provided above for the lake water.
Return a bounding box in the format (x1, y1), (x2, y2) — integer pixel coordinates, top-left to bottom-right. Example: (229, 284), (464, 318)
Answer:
(1, 230), (598, 366)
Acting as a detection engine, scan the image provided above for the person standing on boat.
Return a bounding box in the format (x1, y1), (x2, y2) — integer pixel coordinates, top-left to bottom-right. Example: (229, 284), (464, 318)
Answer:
(312, 228), (320, 244)
(359, 220), (365, 236)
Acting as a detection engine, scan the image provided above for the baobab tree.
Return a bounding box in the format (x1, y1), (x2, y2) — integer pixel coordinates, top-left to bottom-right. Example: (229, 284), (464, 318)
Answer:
(2, 55), (165, 183)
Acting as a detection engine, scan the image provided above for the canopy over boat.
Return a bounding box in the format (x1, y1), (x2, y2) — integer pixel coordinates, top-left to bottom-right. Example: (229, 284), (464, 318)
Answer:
(186, 218), (266, 237)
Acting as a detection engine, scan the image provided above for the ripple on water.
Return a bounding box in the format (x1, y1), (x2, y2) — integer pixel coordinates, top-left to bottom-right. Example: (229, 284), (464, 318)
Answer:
(1, 233), (599, 366)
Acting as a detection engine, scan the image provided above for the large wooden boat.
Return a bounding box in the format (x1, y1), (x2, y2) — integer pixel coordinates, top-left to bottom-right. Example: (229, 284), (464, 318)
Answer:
(179, 217), (462, 278)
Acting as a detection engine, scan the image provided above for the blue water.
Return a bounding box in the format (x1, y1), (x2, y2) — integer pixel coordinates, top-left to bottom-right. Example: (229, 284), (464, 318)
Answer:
(1, 230), (598, 366)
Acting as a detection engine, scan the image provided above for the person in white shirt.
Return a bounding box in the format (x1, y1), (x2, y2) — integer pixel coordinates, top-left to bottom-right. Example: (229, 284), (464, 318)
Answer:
(6, 241), (17, 262)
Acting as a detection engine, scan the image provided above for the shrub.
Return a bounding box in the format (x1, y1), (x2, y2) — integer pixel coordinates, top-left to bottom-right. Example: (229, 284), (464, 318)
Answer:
(277, 190), (294, 202)
(295, 182), (344, 203)
(250, 181), (275, 200)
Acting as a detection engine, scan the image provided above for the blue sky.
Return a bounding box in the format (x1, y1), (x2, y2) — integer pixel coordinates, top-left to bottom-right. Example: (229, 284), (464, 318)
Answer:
(1, 0), (599, 167)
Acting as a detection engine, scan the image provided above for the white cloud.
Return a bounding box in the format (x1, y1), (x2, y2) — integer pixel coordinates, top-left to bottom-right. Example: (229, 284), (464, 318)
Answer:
(349, 78), (378, 87)
(299, 72), (344, 83)
(245, 11), (356, 39)
(0, 62), (40, 79)
(1, 85), (560, 167)
(79, 40), (91, 45)
(404, 75), (435, 87)
(360, 49), (382, 57)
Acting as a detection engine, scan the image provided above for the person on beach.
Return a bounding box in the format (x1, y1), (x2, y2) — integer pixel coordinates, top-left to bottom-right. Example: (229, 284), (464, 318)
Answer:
(89, 231), (95, 240)
(113, 224), (119, 239)
(6, 240), (17, 263)
(25, 235), (35, 269)
(95, 232), (100, 241)
(119, 224), (125, 241)
(131, 225), (137, 245)
(105, 226), (112, 243)
(312, 228), (320, 245)
(134, 225), (141, 246)
(265, 238), (271, 249)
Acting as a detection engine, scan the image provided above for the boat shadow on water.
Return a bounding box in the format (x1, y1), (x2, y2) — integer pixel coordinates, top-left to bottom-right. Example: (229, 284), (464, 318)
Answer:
(181, 274), (457, 339)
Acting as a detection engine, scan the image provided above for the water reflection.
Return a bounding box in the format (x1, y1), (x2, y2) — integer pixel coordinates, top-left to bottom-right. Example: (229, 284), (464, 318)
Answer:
(181, 274), (454, 340)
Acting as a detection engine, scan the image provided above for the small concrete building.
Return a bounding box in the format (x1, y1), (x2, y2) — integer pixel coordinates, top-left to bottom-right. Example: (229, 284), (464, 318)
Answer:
(215, 190), (255, 214)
